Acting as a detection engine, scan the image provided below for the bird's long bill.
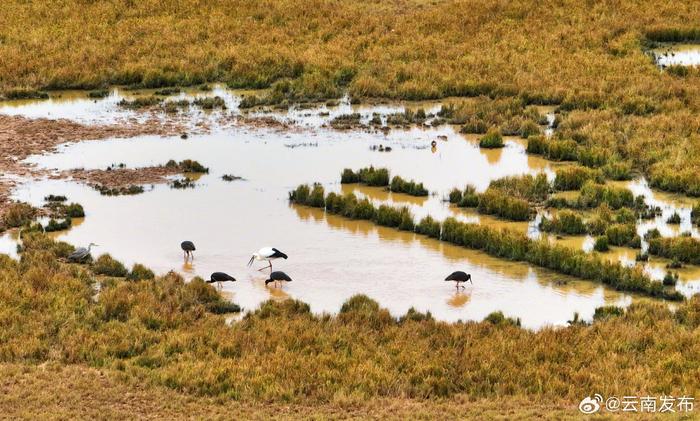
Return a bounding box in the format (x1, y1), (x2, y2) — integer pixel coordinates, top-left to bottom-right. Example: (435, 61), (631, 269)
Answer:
(247, 255), (255, 267)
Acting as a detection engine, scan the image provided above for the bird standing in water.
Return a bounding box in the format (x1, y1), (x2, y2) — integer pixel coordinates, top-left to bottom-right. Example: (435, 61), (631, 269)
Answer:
(445, 271), (472, 289)
(248, 247), (288, 271)
(181, 241), (196, 260)
(265, 271), (292, 288)
(207, 272), (236, 289)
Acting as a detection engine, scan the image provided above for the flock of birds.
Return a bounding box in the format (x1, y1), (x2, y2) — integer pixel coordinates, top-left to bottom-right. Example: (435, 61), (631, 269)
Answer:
(68, 240), (474, 290)
(180, 241), (293, 288)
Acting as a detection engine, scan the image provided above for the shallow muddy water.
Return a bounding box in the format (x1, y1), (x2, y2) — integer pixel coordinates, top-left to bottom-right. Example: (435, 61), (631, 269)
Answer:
(0, 89), (694, 327)
(653, 44), (700, 67)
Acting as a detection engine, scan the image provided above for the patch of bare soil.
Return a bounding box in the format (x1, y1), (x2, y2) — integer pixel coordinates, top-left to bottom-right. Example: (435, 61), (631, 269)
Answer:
(0, 114), (187, 216)
(64, 166), (182, 188)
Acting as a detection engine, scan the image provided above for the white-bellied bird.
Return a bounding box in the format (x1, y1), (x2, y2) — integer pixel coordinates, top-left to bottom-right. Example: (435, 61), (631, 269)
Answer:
(207, 272), (236, 289)
(181, 241), (195, 260)
(68, 243), (98, 263)
(445, 271), (472, 289)
(247, 247), (288, 271)
(265, 271), (292, 288)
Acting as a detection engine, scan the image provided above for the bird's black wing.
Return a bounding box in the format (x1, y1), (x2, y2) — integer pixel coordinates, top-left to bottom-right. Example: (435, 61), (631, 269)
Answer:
(271, 248), (288, 259)
(271, 271), (292, 282)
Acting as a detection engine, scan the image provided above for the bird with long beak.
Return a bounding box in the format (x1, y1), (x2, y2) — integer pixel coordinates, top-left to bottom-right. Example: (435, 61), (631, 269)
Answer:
(247, 247), (288, 271)
(207, 272), (236, 289)
(445, 271), (472, 289)
(265, 271), (292, 288)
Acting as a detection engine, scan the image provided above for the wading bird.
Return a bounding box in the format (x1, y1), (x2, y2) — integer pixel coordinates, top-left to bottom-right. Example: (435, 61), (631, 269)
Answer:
(68, 243), (98, 263)
(181, 241), (195, 260)
(265, 271), (292, 288)
(248, 247), (288, 271)
(445, 271), (472, 289)
(207, 272), (236, 289)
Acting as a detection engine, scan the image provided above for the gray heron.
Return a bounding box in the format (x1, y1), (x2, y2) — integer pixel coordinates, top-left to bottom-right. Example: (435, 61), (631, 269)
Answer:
(68, 243), (98, 263)
(247, 247), (288, 271)
(265, 271), (292, 288)
(445, 271), (472, 289)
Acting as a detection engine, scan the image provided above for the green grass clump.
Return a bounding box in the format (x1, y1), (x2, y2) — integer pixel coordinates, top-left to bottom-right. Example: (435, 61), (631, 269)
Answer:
(340, 168), (359, 184)
(117, 96), (162, 109)
(330, 113), (362, 129)
(93, 184), (145, 196)
(484, 311), (521, 327)
(192, 96), (226, 109)
(170, 159), (208, 173)
(3, 89), (49, 100)
(44, 195), (67, 202)
(63, 203), (85, 218)
(648, 236), (700, 265)
(307, 184), (326, 208)
(692, 203), (700, 225)
(93, 254), (129, 277)
(288, 184), (310, 204)
(605, 224), (638, 247)
(576, 181), (634, 210)
(340, 167), (390, 186)
(153, 87), (180, 96)
(478, 129), (504, 149)
(526, 135), (548, 155)
(553, 167), (603, 191)
(374, 205), (407, 229)
(488, 174), (549, 202)
(546, 139), (579, 161)
(602, 161), (634, 181)
(415, 216), (441, 239)
(448, 188), (463, 204)
(593, 236), (610, 252)
(87, 89), (109, 98)
(667, 212), (681, 224)
(128, 263), (155, 281)
(539, 210), (587, 235)
(459, 185), (480, 207)
(663, 271), (679, 287)
(170, 177), (196, 189)
(389, 176), (428, 196)
(593, 305), (625, 321)
(449, 185), (480, 207)
(44, 218), (72, 232)
(357, 167), (390, 187)
(477, 189), (531, 221)
(518, 120), (540, 138)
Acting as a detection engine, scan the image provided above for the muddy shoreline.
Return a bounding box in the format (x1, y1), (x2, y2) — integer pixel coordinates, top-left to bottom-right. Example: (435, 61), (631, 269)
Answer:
(0, 114), (192, 216)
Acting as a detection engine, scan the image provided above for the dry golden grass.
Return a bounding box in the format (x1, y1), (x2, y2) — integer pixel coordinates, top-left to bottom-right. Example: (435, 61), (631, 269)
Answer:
(0, 232), (699, 419)
(2, 1), (700, 194)
(1, 363), (643, 420)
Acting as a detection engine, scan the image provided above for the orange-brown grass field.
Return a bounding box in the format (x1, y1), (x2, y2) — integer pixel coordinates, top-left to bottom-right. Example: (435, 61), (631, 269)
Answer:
(0, 232), (698, 418)
(2, 1), (700, 194)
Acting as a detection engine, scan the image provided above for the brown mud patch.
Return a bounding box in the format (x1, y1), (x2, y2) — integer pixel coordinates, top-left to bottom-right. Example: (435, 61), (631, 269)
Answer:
(0, 114), (189, 216)
(64, 166), (183, 189)
(0, 110), (315, 217)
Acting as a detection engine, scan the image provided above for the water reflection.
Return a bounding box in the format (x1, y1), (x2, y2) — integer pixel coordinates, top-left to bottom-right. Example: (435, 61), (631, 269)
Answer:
(0, 89), (695, 327)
